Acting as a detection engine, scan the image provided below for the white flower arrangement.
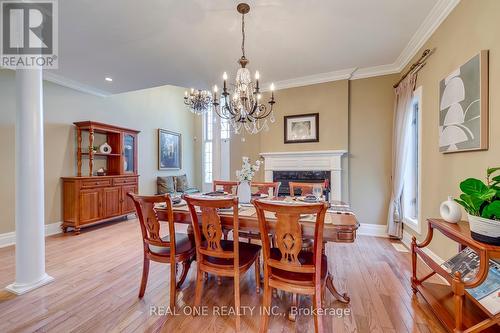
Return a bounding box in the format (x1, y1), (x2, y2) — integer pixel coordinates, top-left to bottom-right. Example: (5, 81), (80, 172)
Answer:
(236, 156), (261, 182)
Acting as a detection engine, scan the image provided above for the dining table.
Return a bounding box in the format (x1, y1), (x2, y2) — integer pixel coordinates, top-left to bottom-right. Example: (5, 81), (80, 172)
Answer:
(154, 197), (359, 305)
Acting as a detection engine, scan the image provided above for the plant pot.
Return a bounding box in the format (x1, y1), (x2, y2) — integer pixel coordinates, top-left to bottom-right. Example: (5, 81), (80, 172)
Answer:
(467, 214), (500, 245)
(237, 181), (251, 204)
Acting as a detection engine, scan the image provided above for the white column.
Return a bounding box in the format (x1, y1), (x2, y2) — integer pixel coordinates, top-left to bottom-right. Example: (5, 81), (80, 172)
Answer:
(5, 68), (54, 295)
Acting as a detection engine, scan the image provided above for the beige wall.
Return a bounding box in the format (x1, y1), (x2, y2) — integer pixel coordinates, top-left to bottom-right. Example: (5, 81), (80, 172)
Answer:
(0, 70), (201, 233)
(349, 74), (397, 226)
(229, 78), (396, 225)
(230, 80), (349, 182)
(260, 80), (349, 152)
(404, 0), (500, 259)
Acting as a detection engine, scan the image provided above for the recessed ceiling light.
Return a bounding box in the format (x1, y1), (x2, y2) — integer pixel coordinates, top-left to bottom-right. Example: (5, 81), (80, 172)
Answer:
(105, 77), (113, 82)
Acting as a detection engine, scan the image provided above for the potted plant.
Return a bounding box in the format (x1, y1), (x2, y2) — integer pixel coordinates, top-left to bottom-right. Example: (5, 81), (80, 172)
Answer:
(236, 157), (261, 203)
(455, 167), (500, 245)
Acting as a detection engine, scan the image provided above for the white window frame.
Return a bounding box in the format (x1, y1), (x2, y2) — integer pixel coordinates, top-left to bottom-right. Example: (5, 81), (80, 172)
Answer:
(402, 86), (422, 234)
(202, 108), (214, 192)
(202, 103), (231, 192)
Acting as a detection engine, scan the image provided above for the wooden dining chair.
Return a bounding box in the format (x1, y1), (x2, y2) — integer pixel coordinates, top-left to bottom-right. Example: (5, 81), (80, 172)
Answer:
(289, 181), (328, 197)
(251, 182), (281, 197)
(213, 181), (239, 243)
(254, 200), (329, 333)
(213, 180), (239, 194)
(184, 195), (261, 332)
(127, 193), (196, 309)
(238, 182), (281, 245)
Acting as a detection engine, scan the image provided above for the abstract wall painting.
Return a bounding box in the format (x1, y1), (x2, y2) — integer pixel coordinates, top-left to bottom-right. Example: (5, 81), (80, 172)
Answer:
(439, 50), (488, 153)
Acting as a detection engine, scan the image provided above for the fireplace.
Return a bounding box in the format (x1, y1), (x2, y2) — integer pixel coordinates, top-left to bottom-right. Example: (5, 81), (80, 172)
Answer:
(273, 171), (330, 197)
(260, 150), (347, 201)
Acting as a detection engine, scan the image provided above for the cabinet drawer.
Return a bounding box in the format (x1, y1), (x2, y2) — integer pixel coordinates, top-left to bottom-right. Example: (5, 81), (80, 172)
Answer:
(113, 177), (137, 186)
(81, 179), (112, 188)
(335, 230), (355, 242)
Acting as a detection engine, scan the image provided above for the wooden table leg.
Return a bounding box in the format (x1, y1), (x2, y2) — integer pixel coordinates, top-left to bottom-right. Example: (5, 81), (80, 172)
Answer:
(323, 241), (350, 303)
(326, 273), (350, 303)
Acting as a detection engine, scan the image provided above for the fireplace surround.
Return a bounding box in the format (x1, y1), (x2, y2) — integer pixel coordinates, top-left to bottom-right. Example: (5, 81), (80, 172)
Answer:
(260, 150), (347, 201)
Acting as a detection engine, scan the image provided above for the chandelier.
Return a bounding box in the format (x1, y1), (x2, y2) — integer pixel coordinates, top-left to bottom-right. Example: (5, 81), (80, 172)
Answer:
(211, 3), (276, 134)
(184, 89), (212, 115)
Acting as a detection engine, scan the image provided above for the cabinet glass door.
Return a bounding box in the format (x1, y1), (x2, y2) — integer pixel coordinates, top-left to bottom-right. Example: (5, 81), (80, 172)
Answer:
(123, 134), (135, 173)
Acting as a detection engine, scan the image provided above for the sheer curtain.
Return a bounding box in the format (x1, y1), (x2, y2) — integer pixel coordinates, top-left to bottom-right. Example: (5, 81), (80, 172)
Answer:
(387, 74), (417, 238)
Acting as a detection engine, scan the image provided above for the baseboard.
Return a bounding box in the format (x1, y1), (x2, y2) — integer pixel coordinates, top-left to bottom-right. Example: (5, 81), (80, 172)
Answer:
(358, 223), (388, 237)
(0, 222), (62, 249)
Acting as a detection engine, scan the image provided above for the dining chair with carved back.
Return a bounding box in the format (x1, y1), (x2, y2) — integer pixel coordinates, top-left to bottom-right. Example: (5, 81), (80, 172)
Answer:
(238, 182), (281, 245)
(213, 180), (239, 244)
(288, 180), (329, 254)
(213, 180), (239, 194)
(254, 199), (329, 333)
(250, 181), (281, 197)
(288, 180), (328, 197)
(184, 195), (262, 332)
(127, 193), (196, 309)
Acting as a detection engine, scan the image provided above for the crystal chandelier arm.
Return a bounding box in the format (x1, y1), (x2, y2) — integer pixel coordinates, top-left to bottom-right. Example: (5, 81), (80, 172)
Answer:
(249, 101), (274, 120)
(223, 93), (238, 117)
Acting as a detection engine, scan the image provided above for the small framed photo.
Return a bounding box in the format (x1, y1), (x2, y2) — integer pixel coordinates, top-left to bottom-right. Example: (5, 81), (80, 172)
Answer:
(284, 113), (319, 144)
(158, 129), (182, 170)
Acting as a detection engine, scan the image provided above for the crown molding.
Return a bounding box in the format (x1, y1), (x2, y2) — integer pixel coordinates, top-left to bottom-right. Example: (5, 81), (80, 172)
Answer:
(393, 0), (461, 73)
(261, 67), (356, 91)
(350, 63), (400, 80)
(351, 0), (460, 80)
(43, 71), (111, 97)
(264, 0), (460, 85)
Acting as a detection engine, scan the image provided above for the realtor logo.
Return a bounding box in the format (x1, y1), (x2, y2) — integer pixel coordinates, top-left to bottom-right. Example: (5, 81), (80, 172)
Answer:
(0, 0), (58, 68)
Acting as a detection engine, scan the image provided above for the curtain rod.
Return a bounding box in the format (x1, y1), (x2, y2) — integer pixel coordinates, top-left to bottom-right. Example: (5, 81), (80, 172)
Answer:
(393, 48), (434, 88)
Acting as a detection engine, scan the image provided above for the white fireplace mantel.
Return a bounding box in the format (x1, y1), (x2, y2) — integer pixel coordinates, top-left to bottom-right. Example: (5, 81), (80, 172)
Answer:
(260, 150), (347, 201)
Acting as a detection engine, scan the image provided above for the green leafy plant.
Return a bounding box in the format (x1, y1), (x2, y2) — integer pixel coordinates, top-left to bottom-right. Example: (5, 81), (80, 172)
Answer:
(455, 167), (500, 220)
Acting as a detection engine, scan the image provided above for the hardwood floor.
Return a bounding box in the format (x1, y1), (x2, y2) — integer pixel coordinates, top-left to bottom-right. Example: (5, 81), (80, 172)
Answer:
(0, 219), (447, 332)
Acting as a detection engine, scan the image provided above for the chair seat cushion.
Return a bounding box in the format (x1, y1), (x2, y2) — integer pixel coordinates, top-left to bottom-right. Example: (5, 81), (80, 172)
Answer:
(269, 248), (327, 282)
(149, 233), (195, 256)
(203, 240), (261, 268)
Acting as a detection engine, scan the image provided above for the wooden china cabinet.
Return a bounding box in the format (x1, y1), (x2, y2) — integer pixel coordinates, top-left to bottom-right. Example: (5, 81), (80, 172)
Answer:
(61, 121), (140, 234)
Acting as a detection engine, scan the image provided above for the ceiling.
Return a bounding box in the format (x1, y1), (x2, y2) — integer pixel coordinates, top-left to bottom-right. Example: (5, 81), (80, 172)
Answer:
(46, 0), (446, 95)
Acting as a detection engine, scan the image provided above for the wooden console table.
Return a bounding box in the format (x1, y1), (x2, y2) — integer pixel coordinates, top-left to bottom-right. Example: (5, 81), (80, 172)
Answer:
(412, 219), (500, 332)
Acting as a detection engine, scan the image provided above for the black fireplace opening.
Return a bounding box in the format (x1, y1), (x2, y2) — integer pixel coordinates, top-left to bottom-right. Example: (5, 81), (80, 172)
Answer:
(273, 171), (330, 197)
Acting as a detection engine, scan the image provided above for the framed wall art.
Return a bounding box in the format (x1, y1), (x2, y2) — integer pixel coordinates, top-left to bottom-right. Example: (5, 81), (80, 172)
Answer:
(284, 113), (319, 144)
(439, 50), (489, 153)
(158, 129), (182, 170)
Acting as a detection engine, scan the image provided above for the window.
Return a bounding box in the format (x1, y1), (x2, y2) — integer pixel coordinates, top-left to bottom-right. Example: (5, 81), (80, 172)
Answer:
(402, 86), (421, 232)
(202, 102), (231, 191)
(221, 116), (230, 140)
(219, 99), (231, 179)
(203, 108), (213, 185)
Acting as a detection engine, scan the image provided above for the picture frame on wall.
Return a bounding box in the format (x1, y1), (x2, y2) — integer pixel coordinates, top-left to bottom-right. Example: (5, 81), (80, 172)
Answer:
(439, 50), (489, 153)
(284, 113), (319, 144)
(158, 129), (182, 170)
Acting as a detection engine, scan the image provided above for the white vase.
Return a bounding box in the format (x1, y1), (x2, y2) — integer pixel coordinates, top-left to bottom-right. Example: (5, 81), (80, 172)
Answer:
(237, 181), (251, 204)
(440, 196), (462, 223)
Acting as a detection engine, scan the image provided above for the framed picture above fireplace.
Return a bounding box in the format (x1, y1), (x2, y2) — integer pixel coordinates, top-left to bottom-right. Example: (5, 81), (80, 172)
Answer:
(284, 113), (319, 144)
